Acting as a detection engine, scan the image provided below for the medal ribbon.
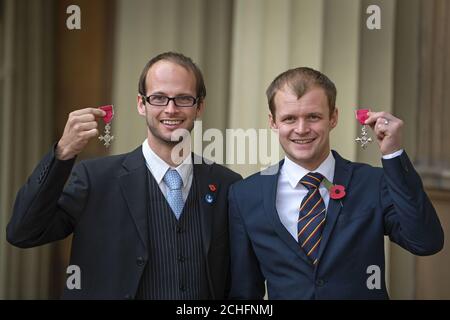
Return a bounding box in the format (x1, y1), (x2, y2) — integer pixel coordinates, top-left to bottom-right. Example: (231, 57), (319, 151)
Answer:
(99, 105), (114, 123)
(355, 109), (370, 125)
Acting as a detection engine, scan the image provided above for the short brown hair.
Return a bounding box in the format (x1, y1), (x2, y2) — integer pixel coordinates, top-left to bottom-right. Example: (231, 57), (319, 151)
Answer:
(266, 67), (337, 118)
(138, 52), (206, 102)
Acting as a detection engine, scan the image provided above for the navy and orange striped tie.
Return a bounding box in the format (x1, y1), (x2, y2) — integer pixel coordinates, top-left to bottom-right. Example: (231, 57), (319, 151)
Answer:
(298, 172), (326, 265)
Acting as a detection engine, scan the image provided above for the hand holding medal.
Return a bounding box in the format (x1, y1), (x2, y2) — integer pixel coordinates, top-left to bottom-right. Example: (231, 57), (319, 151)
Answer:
(363, 111), (404, 156)
(55, 106), (115, 160)
(56, 107), (107, 160)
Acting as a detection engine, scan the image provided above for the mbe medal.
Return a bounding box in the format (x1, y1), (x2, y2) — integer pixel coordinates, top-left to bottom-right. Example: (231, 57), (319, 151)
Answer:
(355, 109), (372, 149)
(98, 105), (114, 147)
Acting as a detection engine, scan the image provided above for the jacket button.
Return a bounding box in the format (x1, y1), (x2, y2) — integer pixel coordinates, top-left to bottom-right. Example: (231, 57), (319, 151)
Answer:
(136, 256), (145, 266)
(179, 285), (186, 292)
(316, 279), (325, 287)
(176, 226), (184, 234)
(177, 255), (185, 263)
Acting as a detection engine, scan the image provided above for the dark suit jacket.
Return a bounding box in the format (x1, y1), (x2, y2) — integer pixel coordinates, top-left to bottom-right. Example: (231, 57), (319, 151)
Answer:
(7, 145), (241, 299)
(228, 150), (444, 299)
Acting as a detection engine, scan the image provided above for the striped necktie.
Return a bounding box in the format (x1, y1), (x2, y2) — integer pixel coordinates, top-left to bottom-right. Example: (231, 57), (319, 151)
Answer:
(298, 172), (326, 265)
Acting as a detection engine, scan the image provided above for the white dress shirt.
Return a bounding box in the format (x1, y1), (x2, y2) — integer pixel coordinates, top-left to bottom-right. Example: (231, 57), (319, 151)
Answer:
(276, 149), (404, 241)
(142, 139), (193, 202)
(276, 152), (335, 241)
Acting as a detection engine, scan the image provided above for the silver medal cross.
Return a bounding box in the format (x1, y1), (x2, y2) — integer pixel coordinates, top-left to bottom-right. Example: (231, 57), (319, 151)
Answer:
(99, 123), (114, 147)
(355, 125), (372, 149)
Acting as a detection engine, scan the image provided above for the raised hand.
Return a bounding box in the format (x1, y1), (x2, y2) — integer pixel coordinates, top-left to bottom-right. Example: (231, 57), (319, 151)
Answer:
(56, 108), (106, 160)
(364, 111), (403, 156)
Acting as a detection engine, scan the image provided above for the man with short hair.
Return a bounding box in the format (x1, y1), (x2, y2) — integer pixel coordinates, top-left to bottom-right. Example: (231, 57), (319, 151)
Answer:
(7, 52), (241, 299)
(228, 67), (443, 299)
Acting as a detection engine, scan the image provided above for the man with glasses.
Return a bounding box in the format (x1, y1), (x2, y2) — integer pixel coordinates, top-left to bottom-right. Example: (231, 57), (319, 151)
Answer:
(7, 52), (241, 299)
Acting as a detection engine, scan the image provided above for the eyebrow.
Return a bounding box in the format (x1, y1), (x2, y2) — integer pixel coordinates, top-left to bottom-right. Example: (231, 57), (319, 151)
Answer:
(149, 91), (195, 97)
(279, 112), (323, 118)
(279, 113), (296, 118)
(306, 112), (323, 116)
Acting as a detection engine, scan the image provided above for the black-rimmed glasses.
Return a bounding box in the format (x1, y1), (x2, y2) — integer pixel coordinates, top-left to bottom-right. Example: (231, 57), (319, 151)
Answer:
(141, 94), (199, 107)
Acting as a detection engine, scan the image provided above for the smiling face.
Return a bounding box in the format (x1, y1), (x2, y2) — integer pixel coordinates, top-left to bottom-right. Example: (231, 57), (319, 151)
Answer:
(269, 85), (338, 171)
(137, 60), (204, 152)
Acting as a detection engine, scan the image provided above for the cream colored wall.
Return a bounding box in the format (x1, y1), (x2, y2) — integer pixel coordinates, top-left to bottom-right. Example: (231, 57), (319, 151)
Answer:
(357, 0), (396, 166)
(389, 0), (420, 299)
(356, 0), (397, 296)
(322, 0), (361, 162)
(228, 0), (293, 176)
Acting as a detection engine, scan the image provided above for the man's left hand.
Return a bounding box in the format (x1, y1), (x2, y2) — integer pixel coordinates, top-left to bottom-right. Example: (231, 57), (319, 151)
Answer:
(364, 111), (403, 156)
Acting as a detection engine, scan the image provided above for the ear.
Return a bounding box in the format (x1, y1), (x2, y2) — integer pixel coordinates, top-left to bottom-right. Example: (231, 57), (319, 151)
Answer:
(269, 113), (278, 130)
(196, 100), (205, 118)
(137, 95), (146, 116)
(330, 107), (338, 129)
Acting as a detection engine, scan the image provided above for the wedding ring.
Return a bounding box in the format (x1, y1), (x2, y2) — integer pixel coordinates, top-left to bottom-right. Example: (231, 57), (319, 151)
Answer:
(384, 119), (389, 125)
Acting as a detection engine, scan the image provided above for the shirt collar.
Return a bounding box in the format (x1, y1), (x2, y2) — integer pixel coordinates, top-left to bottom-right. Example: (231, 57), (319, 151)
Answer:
(141, 139), (192, 186)
(283, 151), (335, 189)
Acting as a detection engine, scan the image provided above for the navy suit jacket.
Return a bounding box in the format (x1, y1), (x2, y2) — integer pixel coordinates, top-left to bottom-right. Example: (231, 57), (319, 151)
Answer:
(228, 151), (444, 299)
(7, 145), (241, 299)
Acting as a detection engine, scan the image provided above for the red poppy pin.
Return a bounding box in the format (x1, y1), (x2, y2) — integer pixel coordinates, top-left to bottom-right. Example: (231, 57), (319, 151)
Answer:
(322, 178), (346, 200)
(208, 184), (217, 192)
(329, 185), (346, 200)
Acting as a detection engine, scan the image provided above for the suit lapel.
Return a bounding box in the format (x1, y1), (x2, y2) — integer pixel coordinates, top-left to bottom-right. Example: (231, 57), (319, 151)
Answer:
(262, 160), (312, 264)
(316, 150), (353, 263)
(193, 155), (214, 256)
(119, 147), (149, 249)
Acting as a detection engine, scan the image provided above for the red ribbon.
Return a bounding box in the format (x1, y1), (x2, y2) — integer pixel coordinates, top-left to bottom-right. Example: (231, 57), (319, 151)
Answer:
(99, 105), (114, 124)
(355, 109), (370, 125)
